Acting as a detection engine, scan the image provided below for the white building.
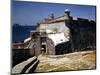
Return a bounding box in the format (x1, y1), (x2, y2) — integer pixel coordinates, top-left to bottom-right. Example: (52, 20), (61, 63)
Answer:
(28, 9), (72, 56)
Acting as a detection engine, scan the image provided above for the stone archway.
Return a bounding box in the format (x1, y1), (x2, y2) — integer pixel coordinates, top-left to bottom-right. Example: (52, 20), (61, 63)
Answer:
(41, 43), (47, 55)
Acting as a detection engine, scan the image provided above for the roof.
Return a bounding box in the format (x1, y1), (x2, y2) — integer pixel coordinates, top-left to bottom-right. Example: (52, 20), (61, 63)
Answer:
(41, 15), (69, 24)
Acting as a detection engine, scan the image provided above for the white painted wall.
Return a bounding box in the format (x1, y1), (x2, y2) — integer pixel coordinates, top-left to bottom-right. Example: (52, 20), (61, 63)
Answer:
(48, 33), (70, 46)
(39, 21), (70, 38)
(39, 21), (70, 46)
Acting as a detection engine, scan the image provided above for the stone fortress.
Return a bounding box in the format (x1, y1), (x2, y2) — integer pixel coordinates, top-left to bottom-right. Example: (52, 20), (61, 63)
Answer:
(13, 9), (96, 56)
(12, 9), (96, 74)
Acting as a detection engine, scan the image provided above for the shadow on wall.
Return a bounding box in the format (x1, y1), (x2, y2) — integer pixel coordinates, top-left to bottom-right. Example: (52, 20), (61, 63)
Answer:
(55, 41), (72, 55)
(12, 49), (33, 67)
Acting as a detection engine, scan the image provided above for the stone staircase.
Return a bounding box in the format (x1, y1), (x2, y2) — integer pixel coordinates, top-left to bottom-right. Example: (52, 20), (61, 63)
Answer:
(12, 56), (39, 74)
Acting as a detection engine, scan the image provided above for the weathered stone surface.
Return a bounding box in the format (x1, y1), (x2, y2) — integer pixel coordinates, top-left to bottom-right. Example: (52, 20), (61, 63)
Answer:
(12, 56), (37, 74)
(25, 60), (39, 73)
(35, 50), (96, 72)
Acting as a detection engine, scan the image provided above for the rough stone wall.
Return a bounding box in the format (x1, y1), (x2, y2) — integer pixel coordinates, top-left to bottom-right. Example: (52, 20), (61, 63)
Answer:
(55, 41), (71, 55)
(46, 38), (55, 55)
(70, 18), (96, 51)
(34, 38), (41, 56)
(12, 49), (32, 67)
(30, 38), (41, 56)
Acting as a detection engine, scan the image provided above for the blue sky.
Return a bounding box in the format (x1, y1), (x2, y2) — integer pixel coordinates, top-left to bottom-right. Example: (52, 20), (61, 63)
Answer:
(12, 1), (96, 26)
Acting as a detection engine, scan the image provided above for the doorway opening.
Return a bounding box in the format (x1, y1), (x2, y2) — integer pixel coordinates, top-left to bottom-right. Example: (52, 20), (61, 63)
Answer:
(41, 43), (47, 55)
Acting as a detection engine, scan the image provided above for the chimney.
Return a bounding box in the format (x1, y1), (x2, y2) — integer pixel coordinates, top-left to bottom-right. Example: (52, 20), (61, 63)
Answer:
(64, 9), (70, 17)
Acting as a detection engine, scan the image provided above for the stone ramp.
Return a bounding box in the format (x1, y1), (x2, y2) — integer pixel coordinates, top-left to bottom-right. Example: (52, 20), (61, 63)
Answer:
(12, 56), (39, 74)
(25, 60), (39, 73)
(35, 50), (96, 72)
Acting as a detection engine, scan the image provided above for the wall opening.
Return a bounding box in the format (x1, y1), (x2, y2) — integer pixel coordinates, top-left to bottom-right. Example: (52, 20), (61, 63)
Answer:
(41, 44), (46, 54)
(40, 37), (47, 55)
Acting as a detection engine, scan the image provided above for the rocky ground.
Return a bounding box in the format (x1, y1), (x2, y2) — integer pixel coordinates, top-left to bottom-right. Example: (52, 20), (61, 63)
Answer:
(35, 50), (96, 72)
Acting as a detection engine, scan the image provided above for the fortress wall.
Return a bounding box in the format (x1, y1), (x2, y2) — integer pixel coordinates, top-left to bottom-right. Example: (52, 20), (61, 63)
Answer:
(70, 19), (96, 51)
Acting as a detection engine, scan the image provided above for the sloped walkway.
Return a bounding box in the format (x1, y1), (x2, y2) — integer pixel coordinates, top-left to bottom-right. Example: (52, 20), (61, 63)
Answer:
(35, 50), (96, 72)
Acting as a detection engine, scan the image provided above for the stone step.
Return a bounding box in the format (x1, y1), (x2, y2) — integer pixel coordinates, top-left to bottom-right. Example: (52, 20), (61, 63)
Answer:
(21, 57), (37, 73)
(25, 60), (39, 73)
(12, 56), (38, 74)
